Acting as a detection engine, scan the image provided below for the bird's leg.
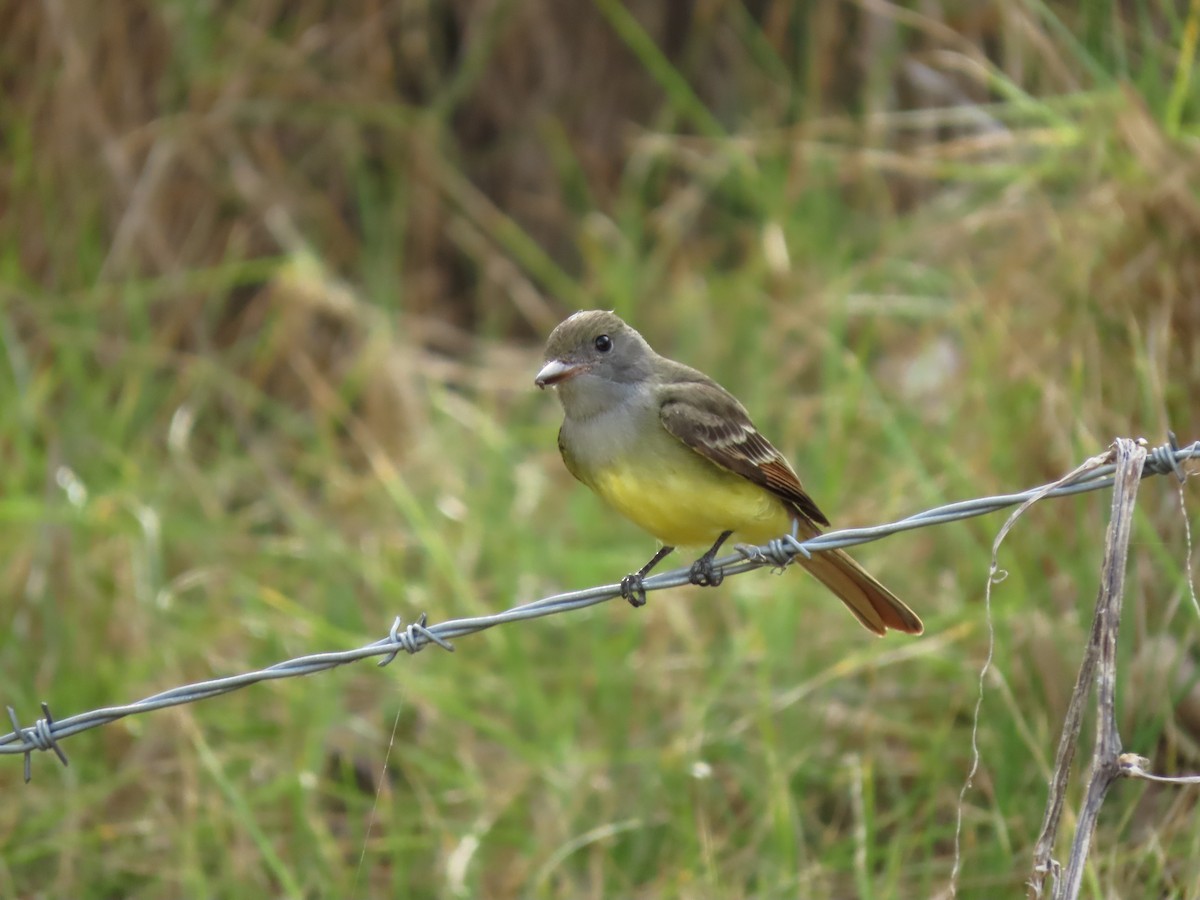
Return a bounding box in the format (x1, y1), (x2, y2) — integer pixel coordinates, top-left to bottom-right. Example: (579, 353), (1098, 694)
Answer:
(620, 545), (675, 608)
(689, 530), (734, 587)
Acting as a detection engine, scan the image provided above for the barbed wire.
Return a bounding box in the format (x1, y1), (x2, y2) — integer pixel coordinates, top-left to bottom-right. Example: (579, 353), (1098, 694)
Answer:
(3, 436), (1195, 782)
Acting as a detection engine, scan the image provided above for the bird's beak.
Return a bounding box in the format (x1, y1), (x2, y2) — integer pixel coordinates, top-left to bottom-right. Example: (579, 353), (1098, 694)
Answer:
(535, 358), (583, 388)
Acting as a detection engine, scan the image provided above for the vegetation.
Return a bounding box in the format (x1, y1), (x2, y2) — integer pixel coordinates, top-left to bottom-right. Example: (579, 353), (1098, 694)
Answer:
(2, 1), (1199, 896)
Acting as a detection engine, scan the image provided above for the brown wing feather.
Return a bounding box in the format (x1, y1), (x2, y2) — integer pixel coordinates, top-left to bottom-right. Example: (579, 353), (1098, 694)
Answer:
(658, 379), (830, 527)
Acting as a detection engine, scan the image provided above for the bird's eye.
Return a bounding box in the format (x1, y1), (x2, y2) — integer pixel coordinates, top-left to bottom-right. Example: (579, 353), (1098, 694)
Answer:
(594, 334), (613, 353)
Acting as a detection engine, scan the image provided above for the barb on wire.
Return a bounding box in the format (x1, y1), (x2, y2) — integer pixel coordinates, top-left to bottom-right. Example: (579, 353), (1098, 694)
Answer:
(2, 437), (1196, 782)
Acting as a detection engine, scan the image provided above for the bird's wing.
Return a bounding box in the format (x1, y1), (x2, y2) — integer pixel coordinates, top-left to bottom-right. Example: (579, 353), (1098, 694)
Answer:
(658, 379), (830, 527)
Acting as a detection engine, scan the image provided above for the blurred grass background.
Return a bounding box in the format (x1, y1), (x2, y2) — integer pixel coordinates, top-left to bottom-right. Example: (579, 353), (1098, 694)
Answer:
(2, 0), (1200, 897)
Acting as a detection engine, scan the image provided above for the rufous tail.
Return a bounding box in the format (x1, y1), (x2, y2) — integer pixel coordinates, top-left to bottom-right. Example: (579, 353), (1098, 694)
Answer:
(798, 546), (923, 636)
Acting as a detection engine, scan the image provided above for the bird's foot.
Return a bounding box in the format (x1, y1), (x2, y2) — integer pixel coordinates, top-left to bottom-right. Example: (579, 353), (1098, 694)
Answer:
(620, 544), (676, 607)
(620, 572), (648, 608)
(688, 530), (732, 587)
(688, 554), (724, 588)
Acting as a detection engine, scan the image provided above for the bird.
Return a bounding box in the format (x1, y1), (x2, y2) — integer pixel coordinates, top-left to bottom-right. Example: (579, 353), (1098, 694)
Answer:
(534, 309), (922, 636)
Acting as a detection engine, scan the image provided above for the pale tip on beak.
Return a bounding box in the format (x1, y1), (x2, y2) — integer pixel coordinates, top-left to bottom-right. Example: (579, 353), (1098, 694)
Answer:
(535, 358), (581, 388)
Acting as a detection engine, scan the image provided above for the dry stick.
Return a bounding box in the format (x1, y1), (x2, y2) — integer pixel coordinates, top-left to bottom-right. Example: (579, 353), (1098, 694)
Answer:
(950, 449), (1115, 900)
(1059, 439), (1149, 898)
(1027, 438), (1145, 899)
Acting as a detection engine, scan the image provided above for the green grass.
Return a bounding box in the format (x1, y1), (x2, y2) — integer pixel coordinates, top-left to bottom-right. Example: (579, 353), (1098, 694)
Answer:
(3, 1), (1200, 897)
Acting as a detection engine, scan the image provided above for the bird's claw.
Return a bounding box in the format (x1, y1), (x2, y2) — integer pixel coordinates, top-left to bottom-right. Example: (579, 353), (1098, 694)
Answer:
(620, 572), (648, 607)
(689, 556), (724, 587)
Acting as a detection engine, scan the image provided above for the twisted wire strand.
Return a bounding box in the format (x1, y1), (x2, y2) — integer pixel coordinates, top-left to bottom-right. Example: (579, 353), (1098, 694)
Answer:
(3, 437), (1195, 782)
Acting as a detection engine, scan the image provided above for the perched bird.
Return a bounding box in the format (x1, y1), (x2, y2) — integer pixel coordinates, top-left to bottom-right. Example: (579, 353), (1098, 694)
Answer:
(535, 310), (922, 636)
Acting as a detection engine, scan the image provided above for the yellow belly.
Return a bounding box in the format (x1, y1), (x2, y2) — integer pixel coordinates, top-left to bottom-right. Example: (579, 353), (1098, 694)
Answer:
(590, 456), (793, 548)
